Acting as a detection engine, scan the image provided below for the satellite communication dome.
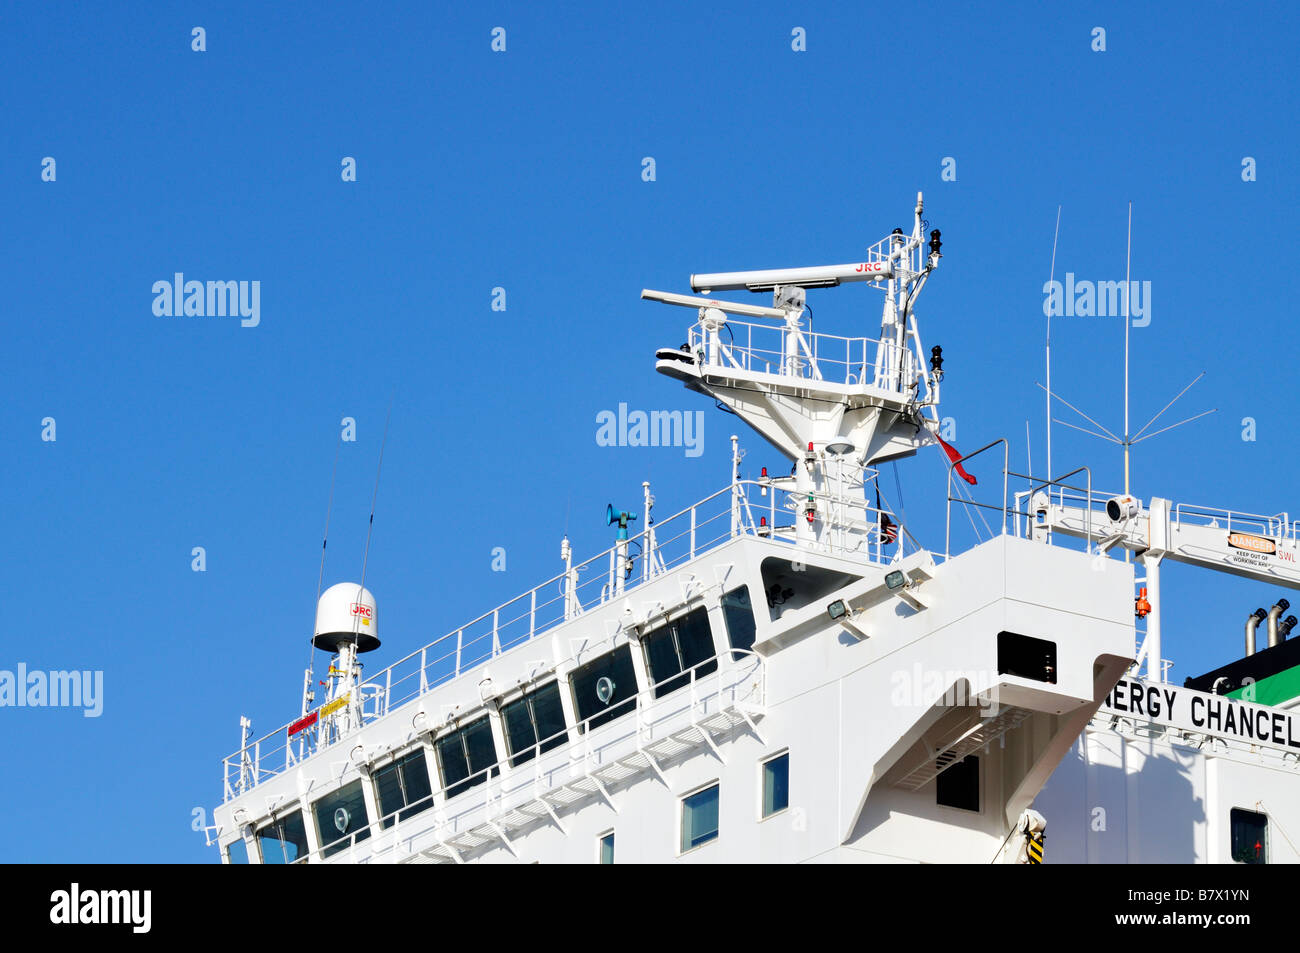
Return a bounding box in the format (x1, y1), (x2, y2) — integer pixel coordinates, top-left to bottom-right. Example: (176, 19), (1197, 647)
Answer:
(313, 582), (380, 653)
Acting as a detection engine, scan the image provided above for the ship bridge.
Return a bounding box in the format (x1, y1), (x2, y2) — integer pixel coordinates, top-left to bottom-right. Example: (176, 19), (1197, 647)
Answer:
(210, 195), (1135, 865)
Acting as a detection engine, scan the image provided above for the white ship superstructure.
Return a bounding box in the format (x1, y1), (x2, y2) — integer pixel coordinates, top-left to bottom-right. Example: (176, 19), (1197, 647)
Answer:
(208, 194), (1300, 864)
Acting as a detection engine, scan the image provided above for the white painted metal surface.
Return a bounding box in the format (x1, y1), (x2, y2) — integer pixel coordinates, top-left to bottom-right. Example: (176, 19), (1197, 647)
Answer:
(209, 194), (1300, 865)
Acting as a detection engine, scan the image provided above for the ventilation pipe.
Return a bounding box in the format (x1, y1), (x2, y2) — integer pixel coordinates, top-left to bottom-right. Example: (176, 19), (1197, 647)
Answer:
(1245, 608), (1266, 656)
(1267, 599), (1292, 648)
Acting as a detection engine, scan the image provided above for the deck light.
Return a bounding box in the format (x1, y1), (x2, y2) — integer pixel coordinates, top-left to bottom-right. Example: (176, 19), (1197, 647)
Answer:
(885, 570), (906, 591)
(827, 600), (848, 621)
(595, 677), (615, 705)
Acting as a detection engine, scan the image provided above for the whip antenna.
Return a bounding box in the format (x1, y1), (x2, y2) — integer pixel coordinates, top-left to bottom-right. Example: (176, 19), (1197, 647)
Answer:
(303, 432), (343, 716)
(357, 395), (395, 611)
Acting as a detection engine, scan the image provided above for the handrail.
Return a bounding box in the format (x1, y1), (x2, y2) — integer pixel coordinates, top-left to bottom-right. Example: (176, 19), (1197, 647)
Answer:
(688, 318), (914, 393)
(945, 439), (1008, 559)
(295, 652), (765, 863)
(222, 477), (894, 801)
(944, 440), (1095, 560)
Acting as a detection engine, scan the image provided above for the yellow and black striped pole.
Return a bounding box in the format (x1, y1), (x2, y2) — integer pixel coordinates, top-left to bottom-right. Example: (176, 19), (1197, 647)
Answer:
(1027, 832), (1045, 864)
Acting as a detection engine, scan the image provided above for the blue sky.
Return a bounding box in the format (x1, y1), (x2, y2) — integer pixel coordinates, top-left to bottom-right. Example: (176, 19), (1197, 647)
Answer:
(2, 2), (1297, 861)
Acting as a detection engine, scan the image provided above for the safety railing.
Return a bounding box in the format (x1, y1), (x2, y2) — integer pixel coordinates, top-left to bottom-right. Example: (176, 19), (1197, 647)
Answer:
(944, 438), (1094, 559)
(687, 318), (915, 394)
(1169, 502), (1299, 545)
(291, 652), (765, 864)
(223, 476), (905, 801)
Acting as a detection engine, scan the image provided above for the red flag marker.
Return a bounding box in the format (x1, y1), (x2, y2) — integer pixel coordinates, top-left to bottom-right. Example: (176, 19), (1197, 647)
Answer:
(936, 434), (977, 485)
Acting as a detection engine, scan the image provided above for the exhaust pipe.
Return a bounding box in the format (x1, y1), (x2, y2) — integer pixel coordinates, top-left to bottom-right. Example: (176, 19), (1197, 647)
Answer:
(1246, 607), (1267, 656)
(1280, 615), (1298, 641)
(1267, 599), (1291, 648)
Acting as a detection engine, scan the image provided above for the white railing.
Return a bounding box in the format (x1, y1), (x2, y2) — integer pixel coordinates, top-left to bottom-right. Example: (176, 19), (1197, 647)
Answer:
(222, 477), (908, 801)
(1170, 502), (1299, 546)
(944, 439), (1096, 559)
(301, 653), (765, 864)
(687, 318), (915, 394)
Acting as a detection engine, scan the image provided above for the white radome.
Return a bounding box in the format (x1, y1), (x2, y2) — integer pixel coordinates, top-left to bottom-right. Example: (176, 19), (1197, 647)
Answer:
(313, 582), (379, 653)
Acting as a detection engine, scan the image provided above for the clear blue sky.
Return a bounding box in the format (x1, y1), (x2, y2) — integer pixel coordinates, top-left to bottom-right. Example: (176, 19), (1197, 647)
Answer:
(2, 2), (1296, 861)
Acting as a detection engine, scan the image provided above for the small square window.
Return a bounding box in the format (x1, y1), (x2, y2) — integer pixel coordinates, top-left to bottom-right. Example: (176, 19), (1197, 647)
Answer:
(1231, 808), (1267, 864)
(225, 838), (250, 864)
(762, 752), (789, 817)
(255, 810), (308, 864)
(721, 586), (757, 660)
(374, 750), (434, 828)
(598, 831), (615, 864)
(935, 754), (979, 812)
(313, 780), (372, 859)
(681, 783), (720, 853)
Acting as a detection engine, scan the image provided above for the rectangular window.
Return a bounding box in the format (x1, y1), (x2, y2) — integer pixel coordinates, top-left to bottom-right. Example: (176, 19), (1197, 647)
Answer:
(762, 752), (789, 817)
(255, 810), (308, 865)
(643, 607), (717, 698)
(935, 754), (980, 812)
(570, 646), (638, 732)
(598, 831), (615, 864)
(374, 749), (434, 828)
(225, 838), (250, 864)
(680, 783), (720, 853)
(501, 681), (568, 767)
(721, 586), (757, 660)
(1231, 808), (1268, 864)
(436, 717), (500, 799)
(313, 780), (372, 859)
(997, 631), (1057, 684)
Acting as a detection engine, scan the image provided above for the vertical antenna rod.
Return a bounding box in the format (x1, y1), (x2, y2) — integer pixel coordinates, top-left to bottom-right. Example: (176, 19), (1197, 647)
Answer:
(1045, 206), (1061, 484)
(1123, 201), (1133, 497)
(358, 396), (395, 600)
(303, 434), (343, 716)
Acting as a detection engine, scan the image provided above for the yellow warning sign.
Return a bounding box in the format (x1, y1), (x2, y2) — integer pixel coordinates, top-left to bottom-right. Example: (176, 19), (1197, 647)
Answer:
(320, 694), (351, 718)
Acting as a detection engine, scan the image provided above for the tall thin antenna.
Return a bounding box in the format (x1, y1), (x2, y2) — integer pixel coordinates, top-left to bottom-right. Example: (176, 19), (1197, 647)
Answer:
(1045, 206), (1062, 483)
(304, 433), (343, 715)
(1123, 201), (1132, 497)
(1038, 202), (1214, 508)
(358, 395), (395, 599)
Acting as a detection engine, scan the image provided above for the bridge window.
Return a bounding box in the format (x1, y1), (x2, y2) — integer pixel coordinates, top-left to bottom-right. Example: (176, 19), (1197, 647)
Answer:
(255, 810), (308, 864)
(1231, 808), (1267, 864)
(598, 830), (615, 864)
(721, 586), (757, 659)
(502, 681), (568, 767)
(762, 751), (789, 818)
(436, 717), (499, 799)
(374, 750), (434, 828)
(225, 838), (249, 864)
(680, 782), (720, 853)
(313, 780), (372, 859)
(935, 754), (980, 812)
(643, 607), (717, 698)
(571, 646), (638, 732)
